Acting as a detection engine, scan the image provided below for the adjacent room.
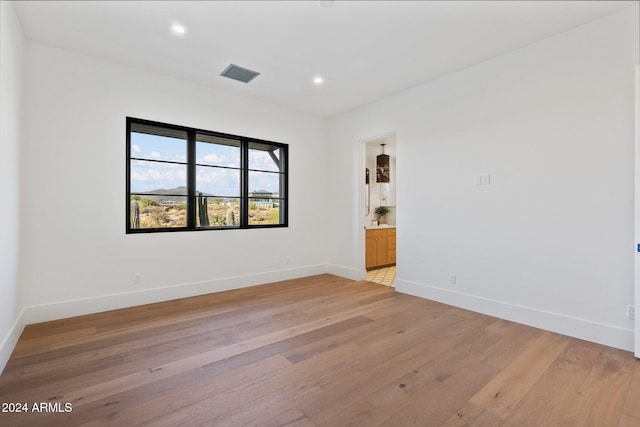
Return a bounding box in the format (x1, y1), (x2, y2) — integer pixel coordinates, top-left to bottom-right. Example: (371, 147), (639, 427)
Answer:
(1, 1), (639, 425)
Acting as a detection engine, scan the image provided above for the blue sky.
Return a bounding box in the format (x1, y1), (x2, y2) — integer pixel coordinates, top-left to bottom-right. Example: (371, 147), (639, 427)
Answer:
(130, 132), (281, 195)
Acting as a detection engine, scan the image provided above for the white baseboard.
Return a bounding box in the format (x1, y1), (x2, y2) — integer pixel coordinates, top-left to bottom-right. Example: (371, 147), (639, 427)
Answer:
(396, 278), (634, 352)
(0, 307), (26, 375)
(0, 265), (329, 375)
(24, 264), (328, 325)
(326, 264), (365, 281)
(5, 269), (630, 376)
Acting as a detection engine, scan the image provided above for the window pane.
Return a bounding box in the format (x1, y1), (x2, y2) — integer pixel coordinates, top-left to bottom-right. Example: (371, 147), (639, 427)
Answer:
(130, 195), (187, 229)
(196, 196), (240, 228)
(130, 129), (187, 162)
(249, 142), (282, 172)
(196, 134), (240, 167)
(249, 171), (281, 194)
(196, 166), (240, 197)
(130, 160), (187, 194)
(128, 118), (287, 233)
(249, 198), (282, 225)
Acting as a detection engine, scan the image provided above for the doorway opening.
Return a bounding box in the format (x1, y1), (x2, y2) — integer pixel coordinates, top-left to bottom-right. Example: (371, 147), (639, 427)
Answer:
(361, 133), (397, 287)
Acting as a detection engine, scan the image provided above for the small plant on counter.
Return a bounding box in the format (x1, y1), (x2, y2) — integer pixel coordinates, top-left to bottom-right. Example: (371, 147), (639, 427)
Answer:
(374, 206), (390, 224)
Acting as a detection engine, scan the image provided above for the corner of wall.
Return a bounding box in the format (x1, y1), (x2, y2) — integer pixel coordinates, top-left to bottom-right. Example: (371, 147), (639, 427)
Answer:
(327, 264), (366, 281)
(0, 308), (26, 375)
(0, 0), (26, 376)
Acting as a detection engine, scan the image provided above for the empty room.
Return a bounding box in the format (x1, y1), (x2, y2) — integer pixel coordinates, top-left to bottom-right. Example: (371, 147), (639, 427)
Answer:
(1, 1), (639, 425)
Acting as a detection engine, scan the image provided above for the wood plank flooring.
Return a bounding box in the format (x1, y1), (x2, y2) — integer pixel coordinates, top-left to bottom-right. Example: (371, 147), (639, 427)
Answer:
(0, 274), (638, 426)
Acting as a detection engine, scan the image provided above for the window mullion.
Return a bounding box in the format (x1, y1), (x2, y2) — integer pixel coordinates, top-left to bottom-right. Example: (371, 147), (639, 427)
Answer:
(126, 118), (132, 231)
(240, 138), (249, 228)
(281, 149), (287, 225)
(187, 130), (196, 229)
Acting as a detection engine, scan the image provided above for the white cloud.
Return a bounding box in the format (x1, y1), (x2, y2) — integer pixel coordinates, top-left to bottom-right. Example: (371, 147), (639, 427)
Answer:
(132, 144), (142, 154)
(130, 161), (187, 191)
(197, 170), (219, 183)
(249, 151), (279, 171)
(249, 171), (279, 193)
(195, 167), (239, 196)
(131, 171), (148, 181)
(203, 153), (221, 163)
(150, 151), (161, 159)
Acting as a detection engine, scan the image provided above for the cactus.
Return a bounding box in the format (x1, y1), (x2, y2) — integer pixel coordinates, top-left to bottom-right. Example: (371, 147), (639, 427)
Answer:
(131, 200), (140, 229)
(198, 192), (210, 227)
(226, 208), (235, 226)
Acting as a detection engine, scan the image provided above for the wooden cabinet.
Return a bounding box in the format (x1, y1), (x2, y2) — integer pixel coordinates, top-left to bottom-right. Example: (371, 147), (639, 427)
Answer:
(387, 228), (396, 264)
(366, 228), (396, 270)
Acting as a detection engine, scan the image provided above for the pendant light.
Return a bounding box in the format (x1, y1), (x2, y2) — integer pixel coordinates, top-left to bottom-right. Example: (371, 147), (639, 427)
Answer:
(376, 143), (390, 183)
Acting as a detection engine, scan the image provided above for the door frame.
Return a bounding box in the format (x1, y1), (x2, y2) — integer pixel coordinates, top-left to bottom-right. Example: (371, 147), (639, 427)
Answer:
(359, 132), (397, 277)
(634, 64), (639, 358)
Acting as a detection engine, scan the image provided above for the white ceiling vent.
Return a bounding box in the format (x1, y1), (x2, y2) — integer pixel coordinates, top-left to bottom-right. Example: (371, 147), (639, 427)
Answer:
(220, 64), (260, 83)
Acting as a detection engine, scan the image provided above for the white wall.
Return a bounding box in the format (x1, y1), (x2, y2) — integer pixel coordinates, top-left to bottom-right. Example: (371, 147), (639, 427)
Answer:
(0, 1), (26, 373)
(328, 6), (640, 350)
(19, 41), (329, 322)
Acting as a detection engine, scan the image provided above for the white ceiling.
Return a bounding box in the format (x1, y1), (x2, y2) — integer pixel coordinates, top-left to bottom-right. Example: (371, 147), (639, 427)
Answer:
(13, 1), (637, 118)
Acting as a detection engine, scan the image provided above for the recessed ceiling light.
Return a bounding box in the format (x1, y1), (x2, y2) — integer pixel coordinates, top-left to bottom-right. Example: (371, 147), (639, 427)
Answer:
(171, 24), (186, 35)
(313, 76), (324, 85)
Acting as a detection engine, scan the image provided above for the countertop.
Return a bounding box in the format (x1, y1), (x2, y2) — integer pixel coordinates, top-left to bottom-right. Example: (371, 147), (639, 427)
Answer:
(365, 225), (396, 230)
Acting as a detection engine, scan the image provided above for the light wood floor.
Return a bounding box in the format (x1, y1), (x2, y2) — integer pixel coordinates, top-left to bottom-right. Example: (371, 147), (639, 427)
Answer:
(1, 274), (638, 426)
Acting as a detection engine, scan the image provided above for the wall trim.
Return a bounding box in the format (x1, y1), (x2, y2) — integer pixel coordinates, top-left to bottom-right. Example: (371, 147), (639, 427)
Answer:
(24, 264), (328, 325)
(0, 307), (26, 375)
(396, 278), (634, 352)
(10, 268), (631, 375)
(1, 265), (327, 375)
(326, 264), (365, 281)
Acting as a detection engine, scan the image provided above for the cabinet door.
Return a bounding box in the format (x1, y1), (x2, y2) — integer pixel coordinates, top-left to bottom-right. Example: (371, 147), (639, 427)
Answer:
(376, 235), (388, 266)
(367, 229), (386, 269)
(387, 229), (396, 264)
(366, 233), (378, 269)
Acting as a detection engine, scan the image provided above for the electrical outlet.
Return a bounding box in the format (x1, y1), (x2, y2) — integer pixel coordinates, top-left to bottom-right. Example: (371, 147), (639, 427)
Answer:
(449, 274), (457, 285)
(626, 305), (635, 320)
(134, 273), (141, 284)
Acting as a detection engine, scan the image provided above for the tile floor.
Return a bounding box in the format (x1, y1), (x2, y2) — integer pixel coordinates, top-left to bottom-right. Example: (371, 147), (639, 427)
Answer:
(366, 266), (396, 287)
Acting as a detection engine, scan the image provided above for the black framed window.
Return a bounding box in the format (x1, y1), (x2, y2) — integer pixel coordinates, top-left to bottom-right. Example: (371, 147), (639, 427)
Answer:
(127, 117), (288, 233)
